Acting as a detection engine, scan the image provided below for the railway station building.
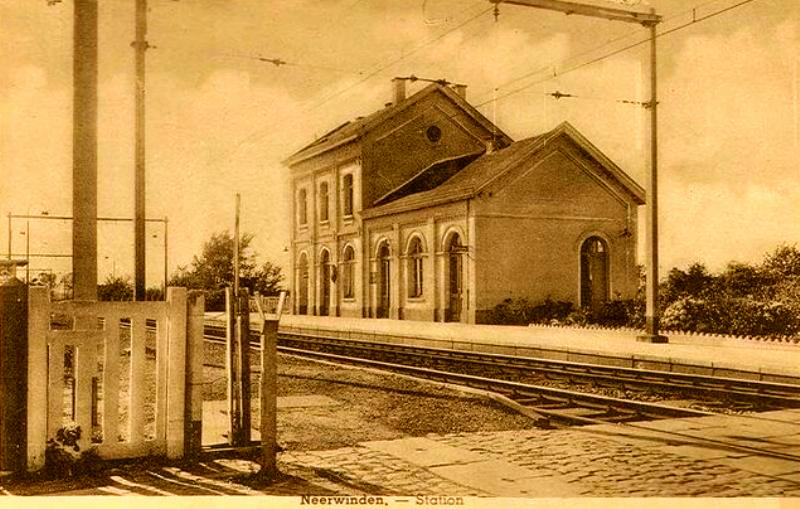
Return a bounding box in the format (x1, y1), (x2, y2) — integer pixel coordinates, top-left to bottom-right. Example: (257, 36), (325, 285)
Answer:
(283, 80), (644, 324)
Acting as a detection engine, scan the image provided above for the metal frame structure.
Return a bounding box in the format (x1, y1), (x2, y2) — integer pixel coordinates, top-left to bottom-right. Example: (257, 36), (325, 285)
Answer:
(6, 213), (169, 291)
(489, 0), (667, 342)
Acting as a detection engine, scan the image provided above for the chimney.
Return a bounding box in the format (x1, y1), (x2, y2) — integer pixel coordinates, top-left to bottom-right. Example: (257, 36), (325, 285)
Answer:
(452, 84), (467, 99)
(392, 77), (406, 104)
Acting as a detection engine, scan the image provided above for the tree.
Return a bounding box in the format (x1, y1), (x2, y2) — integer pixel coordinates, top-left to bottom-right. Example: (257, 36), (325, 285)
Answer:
(715, 261), (768, 299)
(762, 244), (800, 278)
(98, 275), (133, 301)
(168, 230), (285, 298)
(660, 263), (715, 305)
(59, 272), (73, 300)
(249, 260), (285, 296)
(34, 271), (58, 289)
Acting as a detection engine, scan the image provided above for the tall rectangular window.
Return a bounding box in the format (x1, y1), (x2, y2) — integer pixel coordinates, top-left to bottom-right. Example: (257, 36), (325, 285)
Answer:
(342, 174), (353, 216)
(298, 188), (307, 225)
(319, 182), (329, 222)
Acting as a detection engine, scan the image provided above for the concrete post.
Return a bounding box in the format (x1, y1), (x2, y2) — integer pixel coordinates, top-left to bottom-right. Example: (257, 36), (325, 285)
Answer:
(259, 318), (279, 477)
(166, 287), (186, 459)
(0, 260), (28, 472)
(26, 286), (48, 472)
(72, 0), (98, 301)
(183, 290), (204, 462)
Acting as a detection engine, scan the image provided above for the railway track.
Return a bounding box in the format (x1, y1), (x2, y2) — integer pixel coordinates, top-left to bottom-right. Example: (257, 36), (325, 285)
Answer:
(203, 323), (800, 427)
(204, 324), (800, 407)
(277, 344), (713, 426)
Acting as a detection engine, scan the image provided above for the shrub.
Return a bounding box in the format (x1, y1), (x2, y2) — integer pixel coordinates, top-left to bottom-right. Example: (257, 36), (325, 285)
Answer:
(45, 423), (101, 478)
(661, 297), (723, 333)
(591, 299), (636, 328)
(661, 296), (800, 337)
(528, 298), (574, 324)
(204, 289), (227, 312)
(564, 307), (590, 327)
(486, 298), (574, 326)
(485, 298), (531, 326)
(726, 298), (800, 337)
(145, 286), (164, 301)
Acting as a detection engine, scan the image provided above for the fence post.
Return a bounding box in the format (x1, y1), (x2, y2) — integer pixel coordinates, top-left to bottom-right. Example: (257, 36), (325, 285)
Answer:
(26, 285), (48, 472)
(238, 289), (251, 444)
(184, 290), (204, 462)
(259, 319), (279, 477)
(258, 291), (284, 477)
(0, 262), (28, 473)
(225, 286), (240, 446)
(166, 287), (187, 459)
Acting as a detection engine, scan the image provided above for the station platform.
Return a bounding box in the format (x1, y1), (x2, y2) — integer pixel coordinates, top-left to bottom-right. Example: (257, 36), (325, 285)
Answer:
(207, 313), (800, 385)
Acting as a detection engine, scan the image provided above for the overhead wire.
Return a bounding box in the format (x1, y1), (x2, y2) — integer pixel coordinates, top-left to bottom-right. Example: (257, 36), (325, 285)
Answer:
(469, 0), (757, 106)
(304, 4), (494, 113)
(158, 0), (765, 172)
(473, 0), (762, 109)
(168, 1), (492, 169)
(216, 52), (366, 75)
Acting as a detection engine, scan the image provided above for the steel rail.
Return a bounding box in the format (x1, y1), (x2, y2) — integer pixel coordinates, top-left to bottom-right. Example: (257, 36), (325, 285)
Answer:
(277, 345), (711, 421)
(276, 331), (800, 403)
(202, 324), (800, 405)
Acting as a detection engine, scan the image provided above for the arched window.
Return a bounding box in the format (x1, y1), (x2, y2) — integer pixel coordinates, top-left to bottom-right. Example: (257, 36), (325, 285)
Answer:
(342, 174), (354, 216)
(298, 188), (308, 226)
(445, 233), (464, 322)
(377, 242), (391, 318)
(298, 253), (309, 315)
(319, 249), (331, 316)
(407, 237), (424, 298)
(342, 245), (355, 299)
(319, 182), (329, 222)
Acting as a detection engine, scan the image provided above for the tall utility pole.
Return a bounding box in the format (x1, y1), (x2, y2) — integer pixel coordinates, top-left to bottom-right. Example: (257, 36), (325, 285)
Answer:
(489, 0), (666, 342)
(233, 194), (241, 299)
(133, 0), (148, 300)
(73, 0), (98, 300)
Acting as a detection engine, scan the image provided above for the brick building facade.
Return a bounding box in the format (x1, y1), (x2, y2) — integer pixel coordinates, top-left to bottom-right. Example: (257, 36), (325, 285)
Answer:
(284, 80), (644, 323)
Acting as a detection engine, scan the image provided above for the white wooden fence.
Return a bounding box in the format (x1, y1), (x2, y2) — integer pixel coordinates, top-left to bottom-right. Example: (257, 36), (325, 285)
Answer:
(25, 287), (204, 471)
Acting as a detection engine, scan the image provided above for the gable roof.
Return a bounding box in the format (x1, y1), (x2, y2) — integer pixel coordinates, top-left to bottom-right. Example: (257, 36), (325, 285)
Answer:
(361, 122), (645, 219)
(284, 83), (512, 166)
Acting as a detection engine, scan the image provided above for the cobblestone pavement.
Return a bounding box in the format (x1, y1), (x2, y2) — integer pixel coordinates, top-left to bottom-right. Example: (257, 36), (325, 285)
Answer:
(277, 412), (800, 497)
(279, 448), (487, 497)
(427, 429), (800, 496)
(4, 414), (800, 497)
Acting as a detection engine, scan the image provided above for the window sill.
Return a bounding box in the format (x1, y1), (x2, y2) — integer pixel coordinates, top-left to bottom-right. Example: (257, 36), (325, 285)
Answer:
(319, 220), (330, 226)
(407, 296), (425, 303)
(342, 297), (356, 302)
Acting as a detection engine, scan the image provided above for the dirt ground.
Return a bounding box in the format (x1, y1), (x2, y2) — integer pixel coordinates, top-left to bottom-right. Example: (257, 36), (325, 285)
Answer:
(203, 343), (539, 450)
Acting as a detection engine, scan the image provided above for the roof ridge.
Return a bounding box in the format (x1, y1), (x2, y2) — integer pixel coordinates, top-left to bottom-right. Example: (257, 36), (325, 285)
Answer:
(283, 83), (512, 166)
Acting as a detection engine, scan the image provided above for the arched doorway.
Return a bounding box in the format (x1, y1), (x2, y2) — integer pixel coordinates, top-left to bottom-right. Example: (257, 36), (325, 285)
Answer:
(580, 236), (609, 312)
(445, 233), (464, 322)
(377, 242), (391, 318)
(298, 254), (309, 315)
(319, 250), (331, 316)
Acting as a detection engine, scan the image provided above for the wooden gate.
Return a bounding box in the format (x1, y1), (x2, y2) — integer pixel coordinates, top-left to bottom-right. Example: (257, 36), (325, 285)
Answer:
(25, 287), (204, 471)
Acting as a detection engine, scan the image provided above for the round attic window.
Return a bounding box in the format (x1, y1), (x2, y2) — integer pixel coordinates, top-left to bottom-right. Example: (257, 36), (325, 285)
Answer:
(425, 125), (442, 143)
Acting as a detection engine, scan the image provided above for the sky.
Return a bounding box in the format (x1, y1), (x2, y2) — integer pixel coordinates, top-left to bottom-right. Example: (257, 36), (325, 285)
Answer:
(1, 0), (798, 287)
